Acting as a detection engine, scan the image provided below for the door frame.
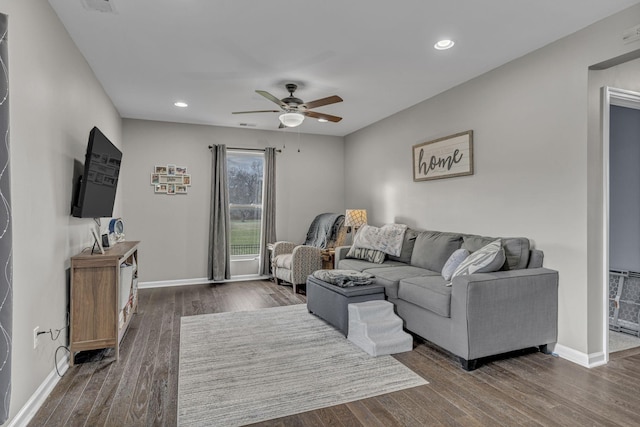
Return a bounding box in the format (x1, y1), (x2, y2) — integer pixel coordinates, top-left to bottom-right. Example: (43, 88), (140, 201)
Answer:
(602, 86), (640, 361)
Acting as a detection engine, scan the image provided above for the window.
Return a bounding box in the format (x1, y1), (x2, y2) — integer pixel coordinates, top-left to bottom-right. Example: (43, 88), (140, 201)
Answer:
(227, 152), (264, 260)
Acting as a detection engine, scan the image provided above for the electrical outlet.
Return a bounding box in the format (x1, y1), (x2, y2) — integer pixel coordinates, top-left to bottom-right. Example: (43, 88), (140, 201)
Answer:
(33, 326), (39, 349)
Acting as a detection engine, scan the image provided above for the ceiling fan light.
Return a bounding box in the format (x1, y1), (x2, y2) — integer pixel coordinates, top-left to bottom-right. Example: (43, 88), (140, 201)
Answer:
(279, 112), (305, 127)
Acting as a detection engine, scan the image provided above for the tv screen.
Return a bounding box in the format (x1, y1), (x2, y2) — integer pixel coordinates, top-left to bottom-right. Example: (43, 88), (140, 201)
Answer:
(72, 127), (122, 218)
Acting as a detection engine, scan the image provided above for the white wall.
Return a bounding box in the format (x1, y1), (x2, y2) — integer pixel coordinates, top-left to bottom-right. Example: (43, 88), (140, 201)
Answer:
(121, 119), (345, 282)
(1, 0), (122, 423)
(344, 4), (640, 360)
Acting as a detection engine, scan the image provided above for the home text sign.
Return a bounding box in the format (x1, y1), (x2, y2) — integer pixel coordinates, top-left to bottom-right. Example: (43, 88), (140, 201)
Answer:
(412, 130), (473, 181)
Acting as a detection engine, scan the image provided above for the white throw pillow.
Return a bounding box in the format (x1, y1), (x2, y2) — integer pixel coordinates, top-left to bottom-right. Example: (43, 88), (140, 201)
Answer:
(441, 248), (470, 280)
(451, 239), (505, 279)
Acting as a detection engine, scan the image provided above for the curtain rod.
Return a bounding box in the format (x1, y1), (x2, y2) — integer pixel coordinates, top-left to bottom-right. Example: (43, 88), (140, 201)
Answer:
(208, 146), (281, 153)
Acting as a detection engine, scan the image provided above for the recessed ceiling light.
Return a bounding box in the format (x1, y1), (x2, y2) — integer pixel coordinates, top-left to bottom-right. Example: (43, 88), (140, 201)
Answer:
(174, 101), (188, 108)
(434, 39), (455, 50)
(318, 118), (328, 123)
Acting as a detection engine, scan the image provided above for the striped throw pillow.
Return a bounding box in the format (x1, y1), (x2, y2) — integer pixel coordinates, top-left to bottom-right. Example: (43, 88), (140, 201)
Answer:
(451, 239), (505, 279)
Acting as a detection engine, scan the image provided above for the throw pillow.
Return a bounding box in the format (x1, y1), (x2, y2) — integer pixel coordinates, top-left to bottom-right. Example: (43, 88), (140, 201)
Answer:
(351, 224), (407, 256)
(441, 248), (470, 280)
(388, 228), (419, 263)
(346, 246), (386, 264)
(451, 239), (505, 279)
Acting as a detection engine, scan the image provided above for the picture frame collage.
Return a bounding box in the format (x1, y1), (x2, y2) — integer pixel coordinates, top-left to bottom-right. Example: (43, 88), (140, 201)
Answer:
(151, 164), (191, 195)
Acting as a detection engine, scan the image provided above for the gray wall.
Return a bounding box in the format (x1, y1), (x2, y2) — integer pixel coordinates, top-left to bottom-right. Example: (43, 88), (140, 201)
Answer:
(121, 119), (345, 282)
(1, 0), (122, 423)
(345, 4), (640, 358)
(609, 106), (640, 272)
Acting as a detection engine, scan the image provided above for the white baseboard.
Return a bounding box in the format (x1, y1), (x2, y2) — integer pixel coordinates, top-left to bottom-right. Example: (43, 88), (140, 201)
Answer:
(8, 356), (69, 427)
(138, 275), (271, 289)
(552, 343), (607, 368)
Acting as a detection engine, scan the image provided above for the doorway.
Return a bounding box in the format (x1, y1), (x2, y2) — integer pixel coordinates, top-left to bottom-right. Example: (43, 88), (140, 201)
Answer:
(603, 87), (640, 357)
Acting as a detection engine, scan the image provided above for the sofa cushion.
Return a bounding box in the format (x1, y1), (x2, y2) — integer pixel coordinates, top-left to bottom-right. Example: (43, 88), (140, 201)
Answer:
(410, 231), (462, 273)
(398, 276), (452, 317)
(441, 248), (470, 280)
(346, 246), (386, 264)
(337, 258), (404, 272)
(274, 254), (292, 269)
(388, 228), (419, 264)
(364, 266), (440, 299)
(452, 239), (505, 280)
(462, 235), (530, 270)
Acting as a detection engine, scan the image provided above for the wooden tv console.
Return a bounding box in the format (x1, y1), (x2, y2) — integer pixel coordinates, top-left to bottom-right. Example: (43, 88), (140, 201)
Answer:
(69, 241), (140, 366)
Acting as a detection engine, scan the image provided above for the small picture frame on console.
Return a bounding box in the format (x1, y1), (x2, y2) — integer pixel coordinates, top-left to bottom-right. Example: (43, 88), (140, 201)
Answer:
(91, 228), (104, 255)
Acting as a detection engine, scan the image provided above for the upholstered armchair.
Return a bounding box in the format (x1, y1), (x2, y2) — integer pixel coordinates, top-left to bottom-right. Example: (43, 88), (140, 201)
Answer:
(272, 213), (347, 294)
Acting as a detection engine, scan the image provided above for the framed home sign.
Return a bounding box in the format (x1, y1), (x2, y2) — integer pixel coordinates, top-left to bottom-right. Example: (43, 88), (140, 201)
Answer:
(412, 130), (473, 181)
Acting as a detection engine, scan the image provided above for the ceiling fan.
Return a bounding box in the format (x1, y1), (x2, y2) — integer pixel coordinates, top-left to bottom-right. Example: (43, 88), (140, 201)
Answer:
(232, 83), (343, 128)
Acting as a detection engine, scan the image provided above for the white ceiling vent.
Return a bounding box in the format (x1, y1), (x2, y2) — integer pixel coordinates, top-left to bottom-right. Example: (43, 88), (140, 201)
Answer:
(81, 0), (117, 13)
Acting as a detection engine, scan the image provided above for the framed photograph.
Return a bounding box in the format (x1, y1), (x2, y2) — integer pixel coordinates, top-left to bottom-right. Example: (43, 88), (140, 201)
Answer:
(155, 184), (168, 193)
(155, 165), (167, 174)
(412, 130), (473, 181)
(176, 166), (187, 175)
(108, 157), (121, 168)
(175, 185), (188, 194)
(167, 184), (176, 195)
(91, 228), (104, 255)
(103, 176), (117, 187)
(166, 176), (183, 184)
(183, 174), (191, 186)
(167, 164), (176, 176)
(151, 173), (160, 185)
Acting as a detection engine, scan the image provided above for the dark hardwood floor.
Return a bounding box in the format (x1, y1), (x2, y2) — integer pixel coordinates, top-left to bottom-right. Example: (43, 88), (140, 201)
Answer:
(29, 280), (640, 426)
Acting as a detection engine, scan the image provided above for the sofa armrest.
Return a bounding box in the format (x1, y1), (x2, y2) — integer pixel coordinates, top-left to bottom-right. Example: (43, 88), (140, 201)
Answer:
(450, 268), (558, 360)
(273, 241), (296, 257)
(334, 246), (351, 265)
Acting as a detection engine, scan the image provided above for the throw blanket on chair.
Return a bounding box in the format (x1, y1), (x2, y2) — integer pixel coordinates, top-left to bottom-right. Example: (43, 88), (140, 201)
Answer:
(304, 213), (345, 249)
(352, 224), (408, 257)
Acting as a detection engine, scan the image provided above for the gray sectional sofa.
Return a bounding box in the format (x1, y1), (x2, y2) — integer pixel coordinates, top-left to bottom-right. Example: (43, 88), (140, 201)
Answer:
(335, 229), (558, 370)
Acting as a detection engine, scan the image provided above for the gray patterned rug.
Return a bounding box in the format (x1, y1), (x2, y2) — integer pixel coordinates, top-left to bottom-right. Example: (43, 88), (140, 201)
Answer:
(178, 304), (427, 426)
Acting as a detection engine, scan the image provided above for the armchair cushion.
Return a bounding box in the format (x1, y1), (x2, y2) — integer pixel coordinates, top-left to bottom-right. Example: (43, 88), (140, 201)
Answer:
(274, 254), (293, 269)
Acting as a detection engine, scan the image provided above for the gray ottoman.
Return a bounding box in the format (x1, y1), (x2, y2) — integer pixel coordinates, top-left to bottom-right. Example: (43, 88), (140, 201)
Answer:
(306, 274), (386, 336)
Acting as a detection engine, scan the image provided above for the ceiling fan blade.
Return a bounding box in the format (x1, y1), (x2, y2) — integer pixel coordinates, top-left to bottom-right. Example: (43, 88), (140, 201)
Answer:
(302, 95), (343, 110)
(304, 110), (342, 123)
(232, 110), (280, 114)
(256, 90), (287, 108)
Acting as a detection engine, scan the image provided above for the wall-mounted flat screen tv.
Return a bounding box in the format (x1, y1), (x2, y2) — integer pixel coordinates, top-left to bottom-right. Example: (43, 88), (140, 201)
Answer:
(72, 126), (122, 218)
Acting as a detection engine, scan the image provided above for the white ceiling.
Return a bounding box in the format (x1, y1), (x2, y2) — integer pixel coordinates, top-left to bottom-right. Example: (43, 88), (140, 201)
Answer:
(48, 0), (640, 137)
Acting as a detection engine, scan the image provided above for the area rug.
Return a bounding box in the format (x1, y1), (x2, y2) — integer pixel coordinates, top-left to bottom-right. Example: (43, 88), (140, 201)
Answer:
(610, 330), (640, 353)
(178, 304), (427, 426)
